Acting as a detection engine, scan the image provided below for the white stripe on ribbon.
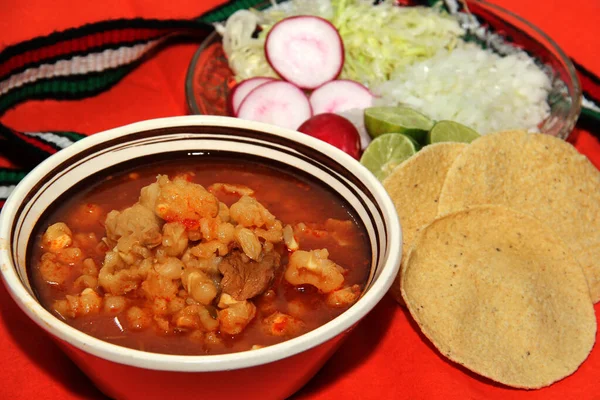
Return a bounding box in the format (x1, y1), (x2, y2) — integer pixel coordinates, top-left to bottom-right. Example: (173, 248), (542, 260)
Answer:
(583, 97), (600, 113)
(0, 185), (16, 200)
(0, 38), (163, 96)
(25, 132), (75, 149)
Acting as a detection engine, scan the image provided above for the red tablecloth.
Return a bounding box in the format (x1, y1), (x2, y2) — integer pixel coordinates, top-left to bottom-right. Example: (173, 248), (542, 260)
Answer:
(0, 1), (599, 399)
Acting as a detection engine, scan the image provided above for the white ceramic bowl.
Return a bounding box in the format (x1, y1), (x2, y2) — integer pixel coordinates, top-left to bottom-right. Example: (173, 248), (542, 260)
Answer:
(0, 116), (401, 399)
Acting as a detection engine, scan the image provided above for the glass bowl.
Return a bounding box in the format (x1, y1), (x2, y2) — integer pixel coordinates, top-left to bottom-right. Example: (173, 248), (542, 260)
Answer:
(185, 0), (582, 141)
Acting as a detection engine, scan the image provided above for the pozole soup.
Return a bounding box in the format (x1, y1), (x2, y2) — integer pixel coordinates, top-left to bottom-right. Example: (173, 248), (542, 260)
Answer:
(28, 155), (371, 355)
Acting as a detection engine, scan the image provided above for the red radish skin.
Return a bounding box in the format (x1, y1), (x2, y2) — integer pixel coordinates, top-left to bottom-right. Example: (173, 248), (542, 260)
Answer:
(237, 80), (313, 130)
(309, 79), (374, 115)
(229, 77), (275, 116)
(265, 16), (344, 90)
(297, 113), (361, 159)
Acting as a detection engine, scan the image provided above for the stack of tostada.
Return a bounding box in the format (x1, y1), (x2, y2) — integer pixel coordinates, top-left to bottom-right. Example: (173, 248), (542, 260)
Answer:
(383, 130), (600, 389)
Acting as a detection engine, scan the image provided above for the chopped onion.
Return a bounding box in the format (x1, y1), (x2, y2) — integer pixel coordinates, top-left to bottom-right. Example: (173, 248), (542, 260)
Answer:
(373, 43), (552, 134)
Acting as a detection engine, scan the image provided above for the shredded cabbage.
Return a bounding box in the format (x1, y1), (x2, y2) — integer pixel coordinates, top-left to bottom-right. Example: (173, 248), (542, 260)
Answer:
(331, 0), (464, 87)
(215, 10), (275, 80)
(215, 0), (464, 87)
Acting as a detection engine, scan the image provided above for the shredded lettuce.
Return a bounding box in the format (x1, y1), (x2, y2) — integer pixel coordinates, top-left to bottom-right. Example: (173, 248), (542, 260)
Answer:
(215, 0), (464, 87)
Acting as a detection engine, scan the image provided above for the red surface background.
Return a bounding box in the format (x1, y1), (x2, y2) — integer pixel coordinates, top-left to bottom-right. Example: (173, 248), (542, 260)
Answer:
(0, 1), (599, 399)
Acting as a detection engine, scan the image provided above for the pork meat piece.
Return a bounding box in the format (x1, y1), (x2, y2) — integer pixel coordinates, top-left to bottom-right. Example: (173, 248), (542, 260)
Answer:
(218, 250), (280, 301)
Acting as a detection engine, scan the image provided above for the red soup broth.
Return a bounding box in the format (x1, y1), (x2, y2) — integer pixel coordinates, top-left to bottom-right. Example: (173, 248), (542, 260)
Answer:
(28, 154), (371, 355)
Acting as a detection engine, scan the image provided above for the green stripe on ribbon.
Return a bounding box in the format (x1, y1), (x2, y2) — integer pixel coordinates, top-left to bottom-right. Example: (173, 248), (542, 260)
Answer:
(200, 0), (261, 23)
(581, 106), (600, 122)
(0, 169), (28, 184)
(54, 131), (87, 141)
(0, 0), (291, 114)
(0, 67), (131, 114)
(200, 0), (291, 23)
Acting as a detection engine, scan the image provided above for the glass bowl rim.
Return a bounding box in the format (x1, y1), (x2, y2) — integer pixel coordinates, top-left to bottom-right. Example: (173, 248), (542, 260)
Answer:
(185, 0), (583, 140)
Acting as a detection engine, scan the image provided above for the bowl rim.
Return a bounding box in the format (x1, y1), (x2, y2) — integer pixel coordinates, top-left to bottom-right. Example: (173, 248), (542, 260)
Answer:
(185, 0), (582, 140)
(0, 115), (402, 372)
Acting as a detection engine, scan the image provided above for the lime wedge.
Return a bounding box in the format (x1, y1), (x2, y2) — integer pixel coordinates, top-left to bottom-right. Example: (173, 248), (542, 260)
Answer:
(360, 133), (418, 181)
(427, 120), (480, 144)
(364, 106), (434, 143)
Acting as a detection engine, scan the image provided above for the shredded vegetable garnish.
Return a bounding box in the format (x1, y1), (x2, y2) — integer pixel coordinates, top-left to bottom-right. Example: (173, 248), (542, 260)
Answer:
(331, 0), (463, 87)
(215, 0), (464, 87)
(373, 42), (552, 134)
(215, 0), (552, 136)
(215, 10), (274, 80)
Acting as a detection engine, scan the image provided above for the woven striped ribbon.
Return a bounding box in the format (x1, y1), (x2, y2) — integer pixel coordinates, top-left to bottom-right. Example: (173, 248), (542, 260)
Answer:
(1, 0), (600, 209)
(0, 0), (284, 208)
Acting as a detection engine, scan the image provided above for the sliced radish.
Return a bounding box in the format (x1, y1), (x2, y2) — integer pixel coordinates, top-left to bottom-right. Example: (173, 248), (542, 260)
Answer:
(265, 16), (344, 90)
(229, 77), (275, 116)
(309, 80), (374, 115)
(236, 81), (312, 130)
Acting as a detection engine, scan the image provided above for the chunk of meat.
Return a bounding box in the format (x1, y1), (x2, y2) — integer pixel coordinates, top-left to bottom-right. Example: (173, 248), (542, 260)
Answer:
(284, 249), (345, 293)
(219, 250), (280, 300)
(154, 175), (219, 228)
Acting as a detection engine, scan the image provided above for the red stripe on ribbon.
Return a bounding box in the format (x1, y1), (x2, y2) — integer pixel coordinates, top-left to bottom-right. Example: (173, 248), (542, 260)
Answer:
(0, 27), (171, 78)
